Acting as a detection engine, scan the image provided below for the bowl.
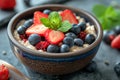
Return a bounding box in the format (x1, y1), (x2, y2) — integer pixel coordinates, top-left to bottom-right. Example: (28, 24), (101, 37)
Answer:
(7, 4), (103, 75)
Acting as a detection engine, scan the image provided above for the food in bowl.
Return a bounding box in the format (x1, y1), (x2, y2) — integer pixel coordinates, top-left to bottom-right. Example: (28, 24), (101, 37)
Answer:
(7, 5), (102, 75)
(14, 9), (97, 53)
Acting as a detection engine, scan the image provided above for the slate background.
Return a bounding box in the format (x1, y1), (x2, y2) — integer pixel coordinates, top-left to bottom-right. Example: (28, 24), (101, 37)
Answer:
(0, 0), (120, 80)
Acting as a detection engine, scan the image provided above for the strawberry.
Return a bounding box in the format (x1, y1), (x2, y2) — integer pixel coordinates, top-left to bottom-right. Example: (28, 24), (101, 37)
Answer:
(33, 11), (48, 24)
(60, 9), (78, 24)
(111, 35), (120, 49)
(0, 0), (16, 10)
(0, 64), (9, 80)
(78, 31), (87, 40)
(35, 41), (49, 50)
(26, 24), (49, 36)
(45, 30), (65, 44)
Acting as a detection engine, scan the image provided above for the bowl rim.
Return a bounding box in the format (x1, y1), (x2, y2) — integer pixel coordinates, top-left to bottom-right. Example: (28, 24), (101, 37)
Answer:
(7, 4), (103, 58)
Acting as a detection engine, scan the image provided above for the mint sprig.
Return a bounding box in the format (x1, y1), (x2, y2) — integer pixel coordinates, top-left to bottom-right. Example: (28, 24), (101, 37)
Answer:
(40, 11), (72, 32)
(92, 4), (120, 30)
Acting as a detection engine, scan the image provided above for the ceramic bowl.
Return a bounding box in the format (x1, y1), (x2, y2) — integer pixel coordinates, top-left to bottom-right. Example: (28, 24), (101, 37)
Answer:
(7, 4), (103, 75)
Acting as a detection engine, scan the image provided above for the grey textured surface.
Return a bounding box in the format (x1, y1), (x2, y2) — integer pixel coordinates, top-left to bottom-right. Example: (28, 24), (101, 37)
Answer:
(0, 0), (120, 80)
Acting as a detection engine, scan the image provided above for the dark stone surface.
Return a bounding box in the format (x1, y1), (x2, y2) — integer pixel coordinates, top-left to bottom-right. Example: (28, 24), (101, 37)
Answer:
(0, 0), (120, 80)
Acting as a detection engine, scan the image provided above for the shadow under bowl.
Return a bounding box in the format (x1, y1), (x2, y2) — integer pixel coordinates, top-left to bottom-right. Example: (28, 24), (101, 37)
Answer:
(7, 4), (103, 75)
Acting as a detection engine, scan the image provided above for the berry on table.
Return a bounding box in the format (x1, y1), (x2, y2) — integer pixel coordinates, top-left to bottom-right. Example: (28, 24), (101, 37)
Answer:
(60, 44), (70, 53)
(28, 34), (41, 45)
(47, 45), (60, 53)
(111, 35), (120, 49)
(114, 26), (120, 35)
(0, 64), (9, 80)
(103, 30), (116, 44)
(85, 34), (95, 44)
(114, 62), (120, 76)
(43, 9), (51, 15)
(74, 38), (84, 46)
(63, 37), (74, 47)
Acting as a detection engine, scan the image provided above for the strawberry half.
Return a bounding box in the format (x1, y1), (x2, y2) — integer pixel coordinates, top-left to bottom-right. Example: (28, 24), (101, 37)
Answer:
(26, 24), (49, 36)
(33, 11), (48, 24)
(111, 35), (120, 49)
(45, 30), (65, 44)
(0, 64), (9, 80)
(60, 9), (78, 24)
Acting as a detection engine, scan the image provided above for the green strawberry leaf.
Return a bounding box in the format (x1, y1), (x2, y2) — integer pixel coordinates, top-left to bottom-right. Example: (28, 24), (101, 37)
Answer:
(57, 21), (72, 32)
(40, 18), (51, 27)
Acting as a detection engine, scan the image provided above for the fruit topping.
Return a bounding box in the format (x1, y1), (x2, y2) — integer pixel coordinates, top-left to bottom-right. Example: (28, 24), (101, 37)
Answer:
(74, 38), (84, 46)
(47, 45), (60, 53)
(0, 64), (9, 80)
(33, 11), (48, 24)
(70, 24), (81, 35)
(45, 30), (65, 44)
(114, 26), (120, 35)
(65, 32), (77, 39)
(78, 31), (87, 40)
(43, 9), (51, 15)
(17, 25), (26, 35)
(78, 22), (86, 31)
(26, 24), (49, 36)
(60, 44), (70, 53)
(111, 35), (120, 49)
(60, 9), (78, 24)
(63, 37), (74, 47)
(85, 34), (95, 44)
(23, 19), (33, 29)
(35, 41), (49, 50)
(28, 34), (41, 45)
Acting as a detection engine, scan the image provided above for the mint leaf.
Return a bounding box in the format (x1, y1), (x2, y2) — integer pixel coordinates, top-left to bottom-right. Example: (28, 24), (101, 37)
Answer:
(49, 11), (62, 29)
(92, 4), (107, 17)
(40, 18), (51, 27)
(57, 21), (72, 32)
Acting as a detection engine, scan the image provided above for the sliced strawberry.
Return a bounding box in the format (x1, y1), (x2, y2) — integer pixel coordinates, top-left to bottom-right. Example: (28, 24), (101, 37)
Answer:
(0, 64), (9, 80)
(60, 9), (78, 24)
(26, 24), (49, 36)
(35, 41), (50, 50)
(111, 35), (120, 49)
(33, 11), (48, 24)
(45, 30), (65, 44)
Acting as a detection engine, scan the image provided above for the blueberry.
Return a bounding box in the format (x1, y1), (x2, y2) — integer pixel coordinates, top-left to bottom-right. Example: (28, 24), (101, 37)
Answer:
(28, 34), (41, 45)
(78, 22), (86, 31)
(103, 30), (116, 44)
(65, 32), (77, 39)
(63, 37), (74, 47)
(84, 61), (97, 73)
(114, 26), (120, 35)
(60, 44), (70, 53)
(114, 62), (120, 76)
(43, 9), (51, 14)
(17, 25), (26, 35)
(72, 24), (77, 26)
(74, 38), (84, 46)
(47, 45), (60, 53)
(70, 25), (81, 34)
(23, 19), (33, 29)
(85, 34), (95, 44)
